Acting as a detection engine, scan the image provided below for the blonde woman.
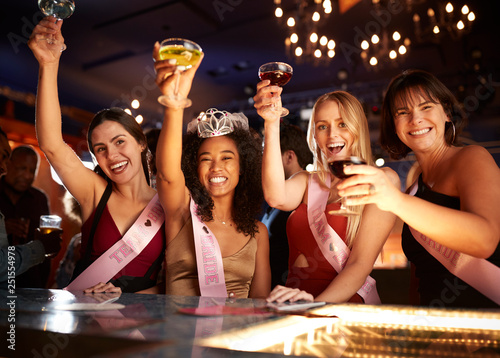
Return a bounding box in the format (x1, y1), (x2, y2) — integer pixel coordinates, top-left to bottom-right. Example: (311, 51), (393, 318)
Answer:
(254, 84), (399, 304)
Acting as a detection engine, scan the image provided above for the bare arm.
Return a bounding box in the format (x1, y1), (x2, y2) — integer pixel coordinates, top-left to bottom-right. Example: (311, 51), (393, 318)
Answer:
(254, 81), (307, 211)
(342, 146), (500, 258)
(29, 17), (104, 215)
(154, 43), (203, 238)
(248, 222), (271, 298)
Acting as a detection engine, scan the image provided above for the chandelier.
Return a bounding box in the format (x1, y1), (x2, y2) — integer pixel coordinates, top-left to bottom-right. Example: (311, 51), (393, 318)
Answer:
(412, 2), (476, 43)
(274, 0), (337, 65)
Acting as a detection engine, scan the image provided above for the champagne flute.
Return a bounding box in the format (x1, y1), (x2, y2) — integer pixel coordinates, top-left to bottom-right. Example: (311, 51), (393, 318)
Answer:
(157, 38), (203, 108)
(258, 62), (293, 117)
(328, 156), (366, 216)
(38, 0), (75, 51)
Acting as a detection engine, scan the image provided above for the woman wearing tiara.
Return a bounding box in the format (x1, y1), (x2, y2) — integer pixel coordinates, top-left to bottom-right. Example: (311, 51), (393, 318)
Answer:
(153, 43), (271, 298)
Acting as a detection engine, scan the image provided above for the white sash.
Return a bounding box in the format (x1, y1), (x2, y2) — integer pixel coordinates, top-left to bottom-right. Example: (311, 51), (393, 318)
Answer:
(190, 199), (228, 297)
(65, 195), (164, 291)
(408, 183), (500, 305)
(307, 174), (381, 304)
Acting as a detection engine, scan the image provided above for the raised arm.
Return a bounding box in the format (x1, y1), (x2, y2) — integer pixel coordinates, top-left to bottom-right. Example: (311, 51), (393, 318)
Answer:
(253, 81), (306, 211)
(28, 17), (103, 212)
(154, 42), (203, 237)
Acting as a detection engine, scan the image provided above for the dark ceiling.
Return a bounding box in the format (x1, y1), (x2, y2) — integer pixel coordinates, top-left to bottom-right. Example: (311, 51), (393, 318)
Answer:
(1, 0), (499, 155)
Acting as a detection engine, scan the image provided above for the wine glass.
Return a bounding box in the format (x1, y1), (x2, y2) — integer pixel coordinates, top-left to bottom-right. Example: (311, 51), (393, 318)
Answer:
(258, 62), (293, 117)
(328, 156), (366, 216)
(156, 38), (203, 108)
(38, 0), (75, 51)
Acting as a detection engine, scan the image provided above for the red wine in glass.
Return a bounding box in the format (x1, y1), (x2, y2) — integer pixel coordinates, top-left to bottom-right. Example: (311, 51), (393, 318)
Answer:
(328, 156), (366, 216)
(258, 62), (293, 117)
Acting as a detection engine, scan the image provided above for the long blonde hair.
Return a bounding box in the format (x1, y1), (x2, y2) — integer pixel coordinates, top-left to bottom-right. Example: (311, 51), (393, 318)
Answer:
(306, 91), (373, 248)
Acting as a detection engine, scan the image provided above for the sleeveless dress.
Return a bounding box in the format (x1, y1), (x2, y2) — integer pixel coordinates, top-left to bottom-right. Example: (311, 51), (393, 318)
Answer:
(402, 174), (500, 308)
(79, 205), (166, 293)
(285, 201), (363, 303)
(165, 217), (257, 298)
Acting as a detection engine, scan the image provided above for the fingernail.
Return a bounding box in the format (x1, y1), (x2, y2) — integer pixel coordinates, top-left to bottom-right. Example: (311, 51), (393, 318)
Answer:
(167, 59), (176, 65)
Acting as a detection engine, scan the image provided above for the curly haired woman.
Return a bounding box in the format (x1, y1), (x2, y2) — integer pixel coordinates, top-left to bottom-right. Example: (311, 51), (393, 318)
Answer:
(153, 43), (270, 298)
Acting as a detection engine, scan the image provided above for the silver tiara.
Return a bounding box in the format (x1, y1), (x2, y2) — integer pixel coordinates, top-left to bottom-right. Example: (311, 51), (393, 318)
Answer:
(187, 108), (249, 138)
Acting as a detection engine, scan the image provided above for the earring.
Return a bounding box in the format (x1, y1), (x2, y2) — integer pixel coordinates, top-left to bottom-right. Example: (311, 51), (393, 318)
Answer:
(447, 121), (456, 144)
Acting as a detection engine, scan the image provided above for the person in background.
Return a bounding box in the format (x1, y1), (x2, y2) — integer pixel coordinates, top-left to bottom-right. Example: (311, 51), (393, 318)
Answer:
(254, 81), (400, 304)
(144, 128), (160, 189)
(154, 42), (270, 298)
(261, 123), (313, 287)
(0, 145), (51, 288)
(0, 127), (61, 284)
(28, 17), (165, 294)
(54, 190), (82, 288)
(342, 69), (500, 308)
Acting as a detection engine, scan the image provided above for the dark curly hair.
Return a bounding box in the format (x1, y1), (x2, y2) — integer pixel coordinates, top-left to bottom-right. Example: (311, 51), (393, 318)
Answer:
(181, 128), (263, 238)
(380, 69), (467, 160)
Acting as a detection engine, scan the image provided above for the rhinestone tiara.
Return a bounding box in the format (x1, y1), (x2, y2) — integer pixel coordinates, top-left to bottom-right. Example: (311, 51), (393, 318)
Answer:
(186, 108), (249, 138)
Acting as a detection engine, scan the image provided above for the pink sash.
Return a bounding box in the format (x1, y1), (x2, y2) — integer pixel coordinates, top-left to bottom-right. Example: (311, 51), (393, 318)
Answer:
(65, 195), (164, 291)
(190, 199), (228, 297)
(408, 183), (500, 305)
(307, 174), (381, 304)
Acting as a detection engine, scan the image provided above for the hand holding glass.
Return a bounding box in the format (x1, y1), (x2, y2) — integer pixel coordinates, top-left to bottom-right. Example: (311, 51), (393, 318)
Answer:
(156, 38), (203, 108)
(328, 156), (366, 216)
(37, 0), (75, 51)
(258, 62), (293, 117)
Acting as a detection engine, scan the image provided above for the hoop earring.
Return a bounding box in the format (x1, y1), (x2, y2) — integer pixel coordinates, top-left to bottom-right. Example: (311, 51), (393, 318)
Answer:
(449, 121), (456, 144)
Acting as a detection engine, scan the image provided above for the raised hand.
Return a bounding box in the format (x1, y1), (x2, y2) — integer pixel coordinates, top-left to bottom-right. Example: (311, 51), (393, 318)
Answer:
(28, 17), (66, 64)
(253, 80), (283, 123)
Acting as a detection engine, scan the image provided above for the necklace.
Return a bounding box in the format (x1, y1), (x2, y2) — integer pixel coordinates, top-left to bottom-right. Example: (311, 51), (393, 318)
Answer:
(213, 213), (232, 226)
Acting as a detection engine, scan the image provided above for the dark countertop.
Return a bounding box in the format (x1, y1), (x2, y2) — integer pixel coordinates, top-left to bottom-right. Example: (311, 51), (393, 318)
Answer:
(1, 288), (500, 358)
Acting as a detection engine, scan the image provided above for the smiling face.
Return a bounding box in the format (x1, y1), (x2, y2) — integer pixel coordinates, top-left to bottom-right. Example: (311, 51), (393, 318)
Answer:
(393, 90), (450, 154)
(197, 136), (240, 198)
(312, 100), (355, 160)
(90, 120), (145, 184)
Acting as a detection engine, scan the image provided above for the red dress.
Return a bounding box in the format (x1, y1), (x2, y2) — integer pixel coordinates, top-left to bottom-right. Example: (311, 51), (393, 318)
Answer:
(79, 205), (165, 292)
(285, 202), (363, 303)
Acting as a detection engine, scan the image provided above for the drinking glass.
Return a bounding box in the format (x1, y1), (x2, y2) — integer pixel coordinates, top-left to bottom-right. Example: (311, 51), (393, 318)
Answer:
(328, 156), (366, 216)
(39, 215), (62, 257)
(258, 62), (293, 117)
(157, 38), (203, 108)
(38, 0), (75, 51)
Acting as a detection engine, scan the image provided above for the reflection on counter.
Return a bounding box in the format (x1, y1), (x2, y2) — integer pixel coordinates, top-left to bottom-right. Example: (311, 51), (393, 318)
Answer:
(197, 304), (500, 357)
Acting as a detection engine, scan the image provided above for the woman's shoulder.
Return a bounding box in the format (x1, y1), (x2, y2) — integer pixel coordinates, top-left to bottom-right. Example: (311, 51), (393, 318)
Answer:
(255, 220), (269, 241)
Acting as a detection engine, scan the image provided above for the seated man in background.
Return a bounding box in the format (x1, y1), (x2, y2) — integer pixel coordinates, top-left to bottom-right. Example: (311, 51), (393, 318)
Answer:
(0, 127), (61, 285)
(0, 145), (51, 288)
(261, 123), (313, 287)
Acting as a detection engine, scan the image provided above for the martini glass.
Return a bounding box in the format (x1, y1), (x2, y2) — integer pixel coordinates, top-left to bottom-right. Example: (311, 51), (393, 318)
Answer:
(157, 38), (203, 108)
(38, 0), (75, 51)
(258, 62), (293, 117)
(328, 156), (366, 216)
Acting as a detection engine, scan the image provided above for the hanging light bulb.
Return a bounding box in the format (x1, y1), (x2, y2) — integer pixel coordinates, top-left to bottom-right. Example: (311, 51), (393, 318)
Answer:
(312, 11), (320, 21)
(371, 34), (380, 44)
(275, 7), (283, 18)
(445, 2), (453, 13)
(310, 32), (318, 43)
(287, 17), (295, 27)
(369, 57), (378, 66)
(328, 49), (335, 58)
(295, 47), (303, 56)
(389, 50), (397, 59)
(319, 36), (328, 46)
(314, 49), (322, 58)
(398, 45), (407, 54)
(327, 39), (336, 49)
(457, 20), (465, 30)
(433, 25), (440, 34)
(290, 33), (298, 43)
(361, 40), (370, 50)
(461, 5), (469, 14)
(392, 31), (401, 41)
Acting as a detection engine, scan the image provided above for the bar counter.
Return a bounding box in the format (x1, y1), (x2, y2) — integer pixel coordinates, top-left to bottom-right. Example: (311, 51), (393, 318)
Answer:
(1, 288), (499, 357)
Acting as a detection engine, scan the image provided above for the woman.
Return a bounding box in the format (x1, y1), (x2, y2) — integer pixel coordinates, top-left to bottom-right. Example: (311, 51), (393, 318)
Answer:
(254, 82), (399, 304)
(341, 69), (500, 308)
(28, 17), (165, 293)
(153, 43), (270, 298)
